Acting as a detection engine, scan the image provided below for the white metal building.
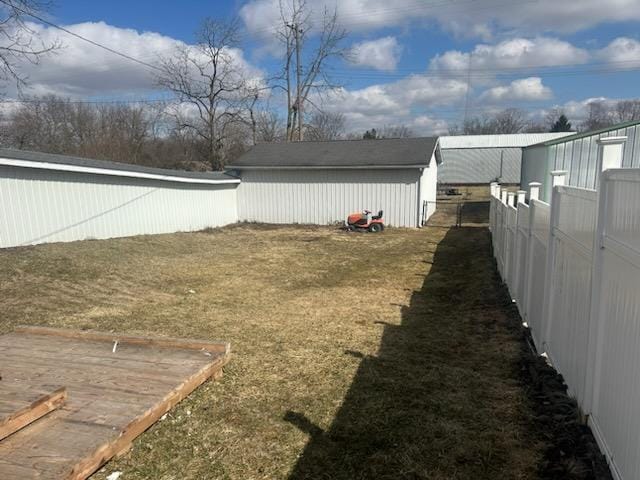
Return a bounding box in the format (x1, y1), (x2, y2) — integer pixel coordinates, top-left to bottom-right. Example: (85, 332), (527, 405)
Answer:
(521, 120), (640, 201)
(228, 137), (442, 228)
(438, 133), (573, 185)
(0, 149), (240, 248)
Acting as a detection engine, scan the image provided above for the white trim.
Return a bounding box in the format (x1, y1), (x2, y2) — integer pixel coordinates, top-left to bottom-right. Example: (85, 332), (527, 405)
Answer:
(227, 164), (427, 170)
(0, 157), (241, 185)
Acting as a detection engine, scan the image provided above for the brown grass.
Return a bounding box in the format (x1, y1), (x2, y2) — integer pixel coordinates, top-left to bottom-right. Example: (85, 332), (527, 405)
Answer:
(0, 212), (544, 479)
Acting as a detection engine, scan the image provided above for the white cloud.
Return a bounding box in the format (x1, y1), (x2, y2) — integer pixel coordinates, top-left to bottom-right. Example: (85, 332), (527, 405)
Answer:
(240, 0), (640, 43)
(429, 37), (589, 74)
(408, 115), (450, 135)
(322, 75), (467, 115)
(316, 74), (467, 132)
(480, 77), (553, 103)
(349, 36), (402, 71)
(596, 37), (640, 67)
(8, 21), (262, 98)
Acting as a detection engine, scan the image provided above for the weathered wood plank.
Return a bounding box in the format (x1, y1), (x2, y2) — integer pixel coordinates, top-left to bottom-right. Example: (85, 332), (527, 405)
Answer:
(0, 387), (67, 441)
(14, 326), (230, 354)
(0, 328), (230, 480)
(65, 354), (228, 480)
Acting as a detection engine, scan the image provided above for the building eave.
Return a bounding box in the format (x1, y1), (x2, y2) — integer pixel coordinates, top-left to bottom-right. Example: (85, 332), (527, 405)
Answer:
(0, 158), (241, 185)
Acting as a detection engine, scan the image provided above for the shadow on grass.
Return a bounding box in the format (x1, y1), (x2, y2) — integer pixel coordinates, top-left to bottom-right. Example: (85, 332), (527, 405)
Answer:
(284, 226), (536, 480)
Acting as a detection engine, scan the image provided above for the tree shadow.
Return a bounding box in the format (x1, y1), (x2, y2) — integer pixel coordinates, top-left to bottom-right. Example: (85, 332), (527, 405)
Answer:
(284, 225), (537, 480)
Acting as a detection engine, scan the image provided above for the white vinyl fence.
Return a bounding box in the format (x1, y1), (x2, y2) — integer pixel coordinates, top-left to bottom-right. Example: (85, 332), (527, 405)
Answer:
(489, 135), (640, 480)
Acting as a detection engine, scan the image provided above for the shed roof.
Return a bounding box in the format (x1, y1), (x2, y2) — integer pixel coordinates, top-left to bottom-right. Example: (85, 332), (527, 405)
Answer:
(228, 137), (440, 169)
(0, 148), (239, 184)
(439, 133), (573, 150)
(524, 120), (640, 149)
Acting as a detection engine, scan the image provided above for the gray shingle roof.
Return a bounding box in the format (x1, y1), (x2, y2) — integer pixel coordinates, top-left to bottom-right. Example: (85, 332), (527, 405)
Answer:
(0, 148), (237, 182)
(228, 137), (440, 169)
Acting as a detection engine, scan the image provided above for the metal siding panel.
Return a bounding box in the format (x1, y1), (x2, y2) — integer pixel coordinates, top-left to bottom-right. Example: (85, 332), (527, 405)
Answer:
(0, 166), (238, 248)
(236, 168), (423, 227)
(439, 148), (522, 184)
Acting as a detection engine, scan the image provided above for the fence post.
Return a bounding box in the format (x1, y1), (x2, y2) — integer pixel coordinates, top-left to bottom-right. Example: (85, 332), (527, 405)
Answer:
(501, 189), (508, 204)
(517, 190), (526, 205)
(507, 192), (515, 207)
(523, 182), (542, 326)
(540, 170), (568, 352)
(584, 136), (627, 415)
(490, 182), (498, 232)
(529, 182), (541, 202)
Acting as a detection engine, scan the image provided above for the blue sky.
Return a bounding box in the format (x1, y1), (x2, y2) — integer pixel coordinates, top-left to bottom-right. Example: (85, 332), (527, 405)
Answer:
(12, 0), (640, 134)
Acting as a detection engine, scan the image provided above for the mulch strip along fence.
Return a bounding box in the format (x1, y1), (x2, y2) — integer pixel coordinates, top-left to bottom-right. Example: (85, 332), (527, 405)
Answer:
(496, 286), (613, 479)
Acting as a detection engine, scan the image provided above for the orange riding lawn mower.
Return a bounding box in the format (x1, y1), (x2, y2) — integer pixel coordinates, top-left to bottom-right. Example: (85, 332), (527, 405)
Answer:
(345, 209), (385, 233)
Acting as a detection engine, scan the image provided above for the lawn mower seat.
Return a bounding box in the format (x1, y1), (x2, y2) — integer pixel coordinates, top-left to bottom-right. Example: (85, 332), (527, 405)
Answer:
(372, 210), (383, 220)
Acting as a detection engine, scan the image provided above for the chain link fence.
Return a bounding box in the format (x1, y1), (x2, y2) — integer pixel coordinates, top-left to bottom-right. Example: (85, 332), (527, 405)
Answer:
(423, 197), (491, 228)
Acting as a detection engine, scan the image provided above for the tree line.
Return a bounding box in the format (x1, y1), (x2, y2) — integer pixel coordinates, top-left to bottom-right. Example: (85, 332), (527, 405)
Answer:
(0, 1), (639, 171)
(450, 100), (640, 136)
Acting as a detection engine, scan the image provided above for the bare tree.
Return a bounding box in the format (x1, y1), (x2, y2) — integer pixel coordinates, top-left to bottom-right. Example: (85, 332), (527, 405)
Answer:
(0, 1), (59, 89)
(156, 18), (253, 170)
(379, 124), (414, 138)
(453, 108), (529, 134)
(255, 110), (283, 142)
(305, 111), (344, 141)
(4, 95), (162, 163)
(491, 108), (527, 134)
(615, 99), (640, 123)
(276, 0), (348, 142)
(581, 101), (616, 132)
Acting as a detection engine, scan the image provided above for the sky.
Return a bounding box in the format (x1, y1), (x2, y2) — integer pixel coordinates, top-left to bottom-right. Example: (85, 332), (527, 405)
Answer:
(6, 0), (640, 134)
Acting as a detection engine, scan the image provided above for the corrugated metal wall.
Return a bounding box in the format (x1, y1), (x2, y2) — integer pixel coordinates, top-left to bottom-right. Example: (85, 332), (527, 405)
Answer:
(237, 168), (421, 227)
(522, 123), (640, 201)
(0, 166), (238, 248)
(549, 123), (640, 189)
(520, 146), (550, 199)
(438, 147), (522, 184)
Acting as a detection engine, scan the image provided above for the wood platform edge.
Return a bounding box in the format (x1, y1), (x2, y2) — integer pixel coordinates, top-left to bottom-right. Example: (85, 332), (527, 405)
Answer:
(14, 326), (231, 355)
(63, 352), (228, 480)
(0, 387), (67, 441)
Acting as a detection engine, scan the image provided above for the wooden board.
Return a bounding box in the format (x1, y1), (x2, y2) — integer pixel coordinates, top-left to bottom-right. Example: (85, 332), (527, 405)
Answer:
(0, 387), (67, 441)
(0, 327), (230, 480)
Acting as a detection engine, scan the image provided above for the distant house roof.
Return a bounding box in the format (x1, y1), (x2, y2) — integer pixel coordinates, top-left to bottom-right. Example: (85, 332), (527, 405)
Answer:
(524, 120), (640, 149)
(0, 148), (239, 185)
(228, 137), (441, 169)
(439, 133), (574, 150)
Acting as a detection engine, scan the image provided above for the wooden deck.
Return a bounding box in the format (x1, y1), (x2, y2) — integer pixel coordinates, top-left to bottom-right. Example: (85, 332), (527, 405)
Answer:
(0, 327), (230, 480)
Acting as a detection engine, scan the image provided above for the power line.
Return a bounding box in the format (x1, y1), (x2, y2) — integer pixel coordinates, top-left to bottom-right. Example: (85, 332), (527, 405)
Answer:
(0, 0), (163, 74)
(0, 96), (173, 105)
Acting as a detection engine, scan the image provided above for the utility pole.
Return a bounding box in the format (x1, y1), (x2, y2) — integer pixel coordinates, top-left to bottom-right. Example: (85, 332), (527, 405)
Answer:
(285, 22), (303, 142)
(294, 23), (303, 141)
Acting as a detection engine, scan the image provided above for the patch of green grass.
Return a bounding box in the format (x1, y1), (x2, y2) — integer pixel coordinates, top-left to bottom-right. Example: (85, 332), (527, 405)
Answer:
(0, 215), (543, 479)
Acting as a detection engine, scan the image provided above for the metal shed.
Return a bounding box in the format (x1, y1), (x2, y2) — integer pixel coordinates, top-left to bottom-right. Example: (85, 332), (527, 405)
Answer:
(0, 149), (240, 248)
(520, 120), (640, 201)
(438, 133), (573, 185)
(228, 137), (441, 228)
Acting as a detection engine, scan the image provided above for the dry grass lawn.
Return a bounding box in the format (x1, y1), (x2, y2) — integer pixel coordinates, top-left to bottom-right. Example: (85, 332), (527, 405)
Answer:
(0, 211), (544, 479)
